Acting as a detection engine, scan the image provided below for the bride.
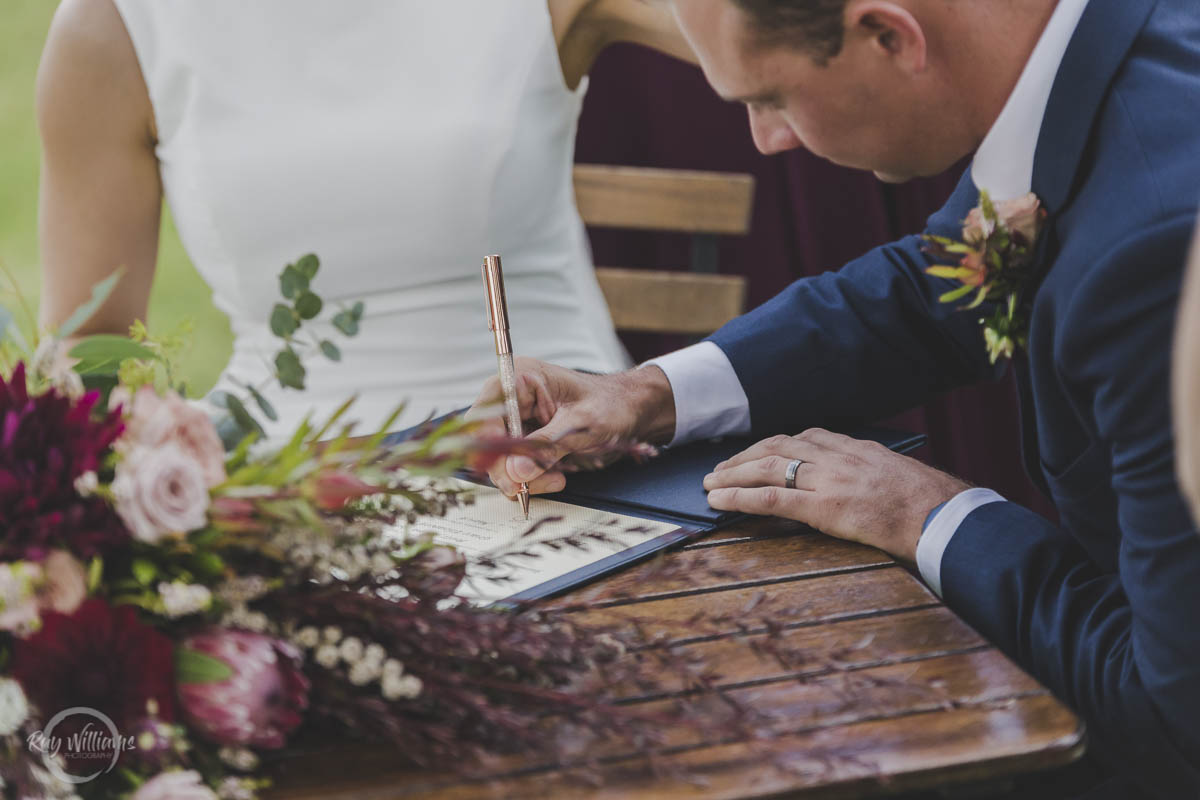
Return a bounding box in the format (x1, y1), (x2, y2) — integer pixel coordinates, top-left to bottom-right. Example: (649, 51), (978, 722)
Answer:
(36, 0), (694, 434)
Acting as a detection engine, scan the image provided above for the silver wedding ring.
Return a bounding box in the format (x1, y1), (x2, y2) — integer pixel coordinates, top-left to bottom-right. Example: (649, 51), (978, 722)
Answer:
(784, 458), (804, 489)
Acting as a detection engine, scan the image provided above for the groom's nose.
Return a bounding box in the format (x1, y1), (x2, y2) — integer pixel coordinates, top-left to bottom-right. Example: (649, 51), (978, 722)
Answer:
(747, 107), (802, 155)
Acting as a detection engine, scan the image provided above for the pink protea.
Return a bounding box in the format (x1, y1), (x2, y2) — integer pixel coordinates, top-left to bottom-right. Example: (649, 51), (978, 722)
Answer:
(176, 629), (309, 749)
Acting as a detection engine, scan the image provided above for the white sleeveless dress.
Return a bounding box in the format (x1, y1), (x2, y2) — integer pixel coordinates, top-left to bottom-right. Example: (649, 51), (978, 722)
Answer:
(112, 0), (628, 435)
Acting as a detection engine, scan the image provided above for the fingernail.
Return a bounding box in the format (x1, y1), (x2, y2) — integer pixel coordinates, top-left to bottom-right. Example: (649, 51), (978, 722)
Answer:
(702, 472), (715, 488)
(510, 455), (539, 482)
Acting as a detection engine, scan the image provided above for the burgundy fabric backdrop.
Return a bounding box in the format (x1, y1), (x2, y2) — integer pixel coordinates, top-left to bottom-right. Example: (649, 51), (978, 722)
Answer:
(574, 45), (1054, 517)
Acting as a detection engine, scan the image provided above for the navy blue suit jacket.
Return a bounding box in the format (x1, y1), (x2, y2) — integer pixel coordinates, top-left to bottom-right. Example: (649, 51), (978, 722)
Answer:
(708, 0), (1200, 794)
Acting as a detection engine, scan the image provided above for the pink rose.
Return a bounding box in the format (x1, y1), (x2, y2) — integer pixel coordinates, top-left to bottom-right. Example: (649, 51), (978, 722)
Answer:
(39, 550), (87, 616)
(995, 192), (1046, 246)
(112, 442), (211, 543)
(120, 387), (226, 488)
(131, 770), (217, 800)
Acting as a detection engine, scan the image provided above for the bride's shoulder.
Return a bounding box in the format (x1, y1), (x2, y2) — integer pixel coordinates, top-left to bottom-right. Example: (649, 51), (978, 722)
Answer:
(38, 0), (155, 146)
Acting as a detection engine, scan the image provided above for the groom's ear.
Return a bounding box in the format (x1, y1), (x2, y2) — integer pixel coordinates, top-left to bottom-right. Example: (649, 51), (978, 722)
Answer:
(847, 1), (929, 74)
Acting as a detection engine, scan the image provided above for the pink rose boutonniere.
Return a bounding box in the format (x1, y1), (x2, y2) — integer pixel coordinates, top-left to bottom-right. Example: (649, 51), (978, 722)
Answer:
(923, 190), (1047, 363)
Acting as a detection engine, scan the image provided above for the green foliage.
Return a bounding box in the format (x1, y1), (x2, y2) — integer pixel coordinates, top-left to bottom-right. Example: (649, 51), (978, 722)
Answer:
(56, 268), (123, 338)
(176, 647), (234, 684)
(211, 252), (363, 443)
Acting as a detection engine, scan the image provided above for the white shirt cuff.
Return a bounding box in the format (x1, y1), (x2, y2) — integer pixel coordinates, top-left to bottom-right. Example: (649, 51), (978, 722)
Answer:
(643, 341), (751, 446)
(915, 487), (1006, 598)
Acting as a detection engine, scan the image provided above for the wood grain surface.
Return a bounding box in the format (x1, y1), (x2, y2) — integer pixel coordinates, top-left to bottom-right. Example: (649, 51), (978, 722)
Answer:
(267, 518), (1083, 799)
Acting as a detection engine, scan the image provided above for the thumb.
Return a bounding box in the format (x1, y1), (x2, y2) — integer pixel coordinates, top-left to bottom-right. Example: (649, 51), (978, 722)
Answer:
(507, 410), (592, 484)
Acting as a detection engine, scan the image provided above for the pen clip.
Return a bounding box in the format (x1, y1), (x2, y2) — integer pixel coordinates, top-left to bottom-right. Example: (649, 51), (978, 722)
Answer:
(482, 254), (512, 355)
(482, 255), (508, 333)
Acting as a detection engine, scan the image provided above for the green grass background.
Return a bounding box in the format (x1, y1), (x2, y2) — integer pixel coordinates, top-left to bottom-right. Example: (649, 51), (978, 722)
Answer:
(1, 0), (232, 394)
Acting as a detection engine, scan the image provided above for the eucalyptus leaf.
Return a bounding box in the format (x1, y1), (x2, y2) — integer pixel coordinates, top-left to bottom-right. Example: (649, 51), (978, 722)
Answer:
(275, 348), (306, 390)
(351, 301), (364, 320)
(269, 304), (299, 338)
(319, 340), (341, 362)
(331, 310), (359, 337)
(295, 253), (320, 281)
(247, 384), (279, 421)
(175, 647), (234, 685)
(58, 269), (124, 339)
(294, 291), (322, 320)
(226, 394), (266, 438)
(208, 390), (232, 409)
(279, 265), (307, 300)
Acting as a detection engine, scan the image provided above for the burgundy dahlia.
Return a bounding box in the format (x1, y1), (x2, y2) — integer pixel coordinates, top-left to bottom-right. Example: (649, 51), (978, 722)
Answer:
(177, 629), (309, 749)
(0, 363), (128, 560)
(11, 599), (178, 769)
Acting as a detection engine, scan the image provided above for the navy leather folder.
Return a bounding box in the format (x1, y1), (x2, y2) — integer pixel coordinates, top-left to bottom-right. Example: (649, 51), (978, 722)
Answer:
(546, 428), (927, 528)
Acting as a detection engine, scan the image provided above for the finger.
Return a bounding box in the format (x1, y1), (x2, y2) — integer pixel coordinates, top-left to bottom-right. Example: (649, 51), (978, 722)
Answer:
(795, 427), (859, 451)
(703, 455), (815, 491)
(706, 485), (815, 521)
(712, 435), (827, 472)
(506, 410), (600, 484)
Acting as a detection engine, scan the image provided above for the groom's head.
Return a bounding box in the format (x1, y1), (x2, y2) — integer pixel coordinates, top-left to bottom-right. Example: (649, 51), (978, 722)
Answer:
(670, 0), (1048, 182)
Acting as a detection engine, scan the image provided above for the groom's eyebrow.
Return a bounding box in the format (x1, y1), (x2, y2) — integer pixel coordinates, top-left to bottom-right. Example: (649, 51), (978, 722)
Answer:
(725, 89), (783, 108)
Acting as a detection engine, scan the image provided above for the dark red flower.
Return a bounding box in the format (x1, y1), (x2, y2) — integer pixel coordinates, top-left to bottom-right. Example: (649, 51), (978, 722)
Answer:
(0, 363), (128, 560)
(11, 599), (178, 756)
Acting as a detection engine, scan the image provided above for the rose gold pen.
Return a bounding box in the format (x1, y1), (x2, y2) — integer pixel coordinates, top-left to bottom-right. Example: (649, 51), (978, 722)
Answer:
(481, 254), (530, 520)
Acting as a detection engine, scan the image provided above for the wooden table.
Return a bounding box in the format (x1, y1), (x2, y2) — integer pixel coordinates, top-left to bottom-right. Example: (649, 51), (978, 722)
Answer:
(271, 516), (1084, 799)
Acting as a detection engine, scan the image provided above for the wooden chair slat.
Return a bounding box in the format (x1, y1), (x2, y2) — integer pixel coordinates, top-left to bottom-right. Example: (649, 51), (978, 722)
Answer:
(594, 266), (746, 334)
(574, 164), (755, 235)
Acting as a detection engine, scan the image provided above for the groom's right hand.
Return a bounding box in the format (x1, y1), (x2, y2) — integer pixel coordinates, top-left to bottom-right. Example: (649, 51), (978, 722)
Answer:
(466, 357), (677, 498)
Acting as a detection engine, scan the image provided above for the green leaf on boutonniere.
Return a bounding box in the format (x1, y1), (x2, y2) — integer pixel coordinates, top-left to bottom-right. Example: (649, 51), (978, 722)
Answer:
(295, 253), (320, 281)
(275, 347), (306, 390)
(176, 647), (234, 684)
(270, 303), (299, 338)
(319, 340), (341, 361)
(246, 384), (279, 422)
(938, 284), (976, 304)
(294, 291), (322, 320)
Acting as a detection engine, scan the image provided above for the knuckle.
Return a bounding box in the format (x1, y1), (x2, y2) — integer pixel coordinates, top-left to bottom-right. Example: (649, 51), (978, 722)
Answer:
(759, 486), (784, 511)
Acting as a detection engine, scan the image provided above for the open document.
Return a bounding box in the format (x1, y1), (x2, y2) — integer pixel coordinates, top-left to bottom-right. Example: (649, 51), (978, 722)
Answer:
(389, 477), (687, 605)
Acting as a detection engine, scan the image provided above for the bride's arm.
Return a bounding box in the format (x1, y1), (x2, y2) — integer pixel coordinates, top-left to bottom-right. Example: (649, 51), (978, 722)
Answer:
(36, 0), (161, 337)
(1174, 218), (1200, 526)
(553, 0), (697, 89)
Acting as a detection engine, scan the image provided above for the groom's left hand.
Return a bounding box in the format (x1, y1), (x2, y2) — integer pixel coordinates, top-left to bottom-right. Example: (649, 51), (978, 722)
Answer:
(703, 429), (970, 564)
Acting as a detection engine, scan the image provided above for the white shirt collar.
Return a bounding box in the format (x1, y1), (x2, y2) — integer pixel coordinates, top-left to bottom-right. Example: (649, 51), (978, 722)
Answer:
(971, 0), (1091, 201)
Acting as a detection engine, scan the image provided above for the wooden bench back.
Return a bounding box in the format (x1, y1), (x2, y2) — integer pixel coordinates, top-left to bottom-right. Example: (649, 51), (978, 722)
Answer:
(574, 165), (755, 336)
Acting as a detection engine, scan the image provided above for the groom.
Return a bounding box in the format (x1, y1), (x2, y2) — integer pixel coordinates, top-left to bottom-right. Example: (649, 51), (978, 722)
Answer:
(472, 0), (1200, 795)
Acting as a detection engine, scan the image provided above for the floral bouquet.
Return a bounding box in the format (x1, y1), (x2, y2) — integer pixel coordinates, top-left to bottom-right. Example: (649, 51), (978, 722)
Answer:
(0, 257), (744, 800)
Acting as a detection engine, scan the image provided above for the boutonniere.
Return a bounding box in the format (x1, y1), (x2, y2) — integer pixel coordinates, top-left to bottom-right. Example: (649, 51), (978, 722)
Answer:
(923, 190), (1047, 363)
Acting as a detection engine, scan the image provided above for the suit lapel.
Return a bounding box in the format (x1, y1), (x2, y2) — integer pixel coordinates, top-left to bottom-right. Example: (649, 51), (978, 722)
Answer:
(1016, 0), (1155, 492)
(1032, 0), (1156, 212)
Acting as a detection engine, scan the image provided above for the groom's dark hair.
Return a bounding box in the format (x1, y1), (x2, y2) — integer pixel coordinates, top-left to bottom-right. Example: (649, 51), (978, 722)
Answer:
(731, 0), (848, 65)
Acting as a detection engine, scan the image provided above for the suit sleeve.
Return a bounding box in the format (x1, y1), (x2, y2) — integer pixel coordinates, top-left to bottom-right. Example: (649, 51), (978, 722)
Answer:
(940, 214), (1200, 796)
(708, 169), (1001, 435)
